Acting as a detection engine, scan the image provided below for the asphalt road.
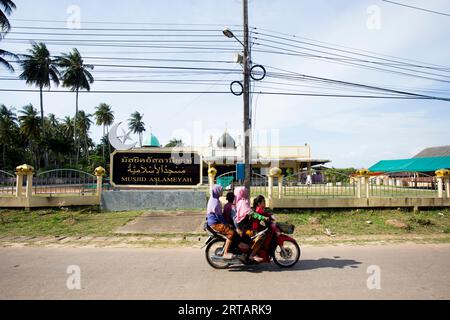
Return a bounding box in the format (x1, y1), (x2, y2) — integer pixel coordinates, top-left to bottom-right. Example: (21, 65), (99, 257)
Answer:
(0, 244), (449, 299)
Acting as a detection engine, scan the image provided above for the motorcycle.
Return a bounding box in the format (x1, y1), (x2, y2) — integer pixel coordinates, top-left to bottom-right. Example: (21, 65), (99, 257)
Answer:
(203, 217), (300, 269)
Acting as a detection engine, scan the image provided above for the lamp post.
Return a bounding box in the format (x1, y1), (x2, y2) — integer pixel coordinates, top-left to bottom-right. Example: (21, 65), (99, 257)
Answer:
(223, 0), (252, 191)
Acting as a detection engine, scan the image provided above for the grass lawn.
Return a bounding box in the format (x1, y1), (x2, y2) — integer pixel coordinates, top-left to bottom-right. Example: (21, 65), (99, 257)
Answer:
(0, 207), (143, 237)
(274, 208), (450, 237)
(0, 207), (449, 243)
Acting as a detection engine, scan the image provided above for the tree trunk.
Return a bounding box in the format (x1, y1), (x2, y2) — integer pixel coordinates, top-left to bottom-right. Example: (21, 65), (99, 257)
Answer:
(107, 125), (111, 157)
(40, 85), (50, 168)
(74, 89), (79, 165)
(102, 125), (105, 162)
(2, 143), (5, 168)
(39, 85), (44, 128)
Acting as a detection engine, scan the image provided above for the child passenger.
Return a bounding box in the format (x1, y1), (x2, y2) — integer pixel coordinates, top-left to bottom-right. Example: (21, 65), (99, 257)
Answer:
(234, 187), (269, 263)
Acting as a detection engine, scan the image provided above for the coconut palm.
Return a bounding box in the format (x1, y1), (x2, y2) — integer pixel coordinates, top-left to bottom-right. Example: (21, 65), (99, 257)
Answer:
(0, 0), (16, 34)
(0, 48), (18, 72)
(19, 42), (60, 128)
(128, 111), (146, 147)
(56, 48), (94, 163)
(94, 103), (114, 159)
(75, 110), (93, 163)
(18, 104), (41, 167)
(0, 104), (17, 166)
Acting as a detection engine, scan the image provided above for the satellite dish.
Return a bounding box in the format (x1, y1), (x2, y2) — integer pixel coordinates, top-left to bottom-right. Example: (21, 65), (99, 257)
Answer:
(108, 122), (137, 150)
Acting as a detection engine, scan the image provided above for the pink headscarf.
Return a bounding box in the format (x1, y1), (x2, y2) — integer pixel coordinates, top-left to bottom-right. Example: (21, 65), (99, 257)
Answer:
(234, 187), (251, 223)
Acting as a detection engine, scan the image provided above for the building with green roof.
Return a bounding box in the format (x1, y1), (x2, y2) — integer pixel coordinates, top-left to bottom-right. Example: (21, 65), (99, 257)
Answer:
(142, 133), (161, 148)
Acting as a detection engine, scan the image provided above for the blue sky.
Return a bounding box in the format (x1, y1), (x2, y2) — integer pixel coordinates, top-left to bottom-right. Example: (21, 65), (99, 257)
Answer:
(1, 0), (450, 167)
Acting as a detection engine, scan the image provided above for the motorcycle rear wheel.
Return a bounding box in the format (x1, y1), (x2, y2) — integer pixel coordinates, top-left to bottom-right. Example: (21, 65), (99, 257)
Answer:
(273, 240), (300, 268)
(205, 238), (231, 269)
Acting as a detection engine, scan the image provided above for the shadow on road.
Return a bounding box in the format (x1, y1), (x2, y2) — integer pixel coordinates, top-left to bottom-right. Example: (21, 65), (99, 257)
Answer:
(228, 257), (362, 273)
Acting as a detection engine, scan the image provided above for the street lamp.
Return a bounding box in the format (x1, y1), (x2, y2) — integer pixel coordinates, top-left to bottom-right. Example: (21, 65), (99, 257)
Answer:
(222, 28), (244, 46)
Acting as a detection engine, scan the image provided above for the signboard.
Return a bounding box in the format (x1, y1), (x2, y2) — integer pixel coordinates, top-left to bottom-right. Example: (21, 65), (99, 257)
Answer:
(110, 150), (202, 188)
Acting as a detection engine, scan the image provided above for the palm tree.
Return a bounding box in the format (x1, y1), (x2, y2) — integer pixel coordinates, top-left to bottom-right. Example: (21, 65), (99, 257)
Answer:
(57, 48), (94, 163)
(94, 103), (114, 159)
(76, 110), (93, 163)
(0, 48), (18, 72)
(0, 1), (17, 72)
(62, 116), (74, 140)
(0, 104), (17, 166)
(128, 111), (146, 147)
(19, 42), (60, 129)
(0, 0), (16, 34)
(164, 138), (184, 148)
(18, 104), (41, 167)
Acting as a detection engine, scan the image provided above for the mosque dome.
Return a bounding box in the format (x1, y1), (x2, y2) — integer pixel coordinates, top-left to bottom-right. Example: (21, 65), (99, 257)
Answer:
(142, 133), (161, 148)
(217, 131), (236, 149)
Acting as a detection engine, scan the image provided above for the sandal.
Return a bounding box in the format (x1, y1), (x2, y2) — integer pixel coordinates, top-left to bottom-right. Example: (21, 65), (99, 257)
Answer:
(250, 255), (264, 263)
(223, 253), (235, 260)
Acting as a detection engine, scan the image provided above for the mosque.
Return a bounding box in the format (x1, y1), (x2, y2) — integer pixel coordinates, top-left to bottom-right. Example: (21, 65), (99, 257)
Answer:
(140, 130), (330, 183)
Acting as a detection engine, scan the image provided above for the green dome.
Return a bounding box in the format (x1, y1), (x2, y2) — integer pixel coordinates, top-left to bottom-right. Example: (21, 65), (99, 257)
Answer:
(143, 133), (161, 148)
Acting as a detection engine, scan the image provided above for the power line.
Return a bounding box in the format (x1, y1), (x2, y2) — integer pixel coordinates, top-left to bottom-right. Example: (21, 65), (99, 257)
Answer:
(382, 0), (450, 17)
(252, 37), (450, 79)
(10, 25), (240, 32)
(263, 67), (450, 101)
(1, 88), (445, 99)
(252, 26), (450, 70)
(254, 43), (450, 84)
(253, 31), (450, 73)
(11, 18), (243, 27)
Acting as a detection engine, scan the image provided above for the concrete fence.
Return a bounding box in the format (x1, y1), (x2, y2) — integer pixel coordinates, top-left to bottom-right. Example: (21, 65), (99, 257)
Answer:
(0, 165), (106, 209)
(208, 167), (450, 209)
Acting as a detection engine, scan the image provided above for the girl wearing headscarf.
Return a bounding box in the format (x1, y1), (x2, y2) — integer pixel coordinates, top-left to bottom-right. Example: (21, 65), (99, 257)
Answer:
(234, 187), (268, 263)
(207, 185), (235, 259)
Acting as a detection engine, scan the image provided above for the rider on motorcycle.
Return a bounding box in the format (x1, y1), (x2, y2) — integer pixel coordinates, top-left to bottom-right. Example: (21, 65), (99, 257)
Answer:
(206, 185), (235, 259)
(234, 187), (269, 263)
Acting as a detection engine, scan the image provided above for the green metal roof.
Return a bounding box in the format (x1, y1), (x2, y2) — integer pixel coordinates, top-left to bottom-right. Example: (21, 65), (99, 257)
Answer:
(369, 156), (450, 173)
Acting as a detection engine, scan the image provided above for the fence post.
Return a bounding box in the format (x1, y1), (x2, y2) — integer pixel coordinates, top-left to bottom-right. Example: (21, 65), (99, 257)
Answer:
(15, 174), (23, 197)
(94, 167), (106, 201)
(356, 169), (370, 199)
(435, 169), (450, 199)
(208, 166), (217, 196)
(278, 175), (284, 199)
(269, 167), (282, 200)
(15, 164), (34, 209)
(267, 174), (274, 201)
(446, 177), (450, 199)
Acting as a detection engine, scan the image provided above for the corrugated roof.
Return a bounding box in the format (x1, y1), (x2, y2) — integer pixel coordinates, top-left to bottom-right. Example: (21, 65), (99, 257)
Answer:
(414, 145), (450, 158)
(369, 156), (450, 173)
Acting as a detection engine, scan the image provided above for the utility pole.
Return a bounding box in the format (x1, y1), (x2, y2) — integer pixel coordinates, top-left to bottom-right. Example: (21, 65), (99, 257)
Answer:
(242, 0), (251, 191)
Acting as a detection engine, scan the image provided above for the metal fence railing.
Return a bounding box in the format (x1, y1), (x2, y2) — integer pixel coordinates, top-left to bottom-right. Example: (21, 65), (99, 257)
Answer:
(33, 169), (97, 196)
(282, 169), (356, 198)
(216, 171), (268, 197)
(368, 172), (437, 198)
(0, 170), (15, 196)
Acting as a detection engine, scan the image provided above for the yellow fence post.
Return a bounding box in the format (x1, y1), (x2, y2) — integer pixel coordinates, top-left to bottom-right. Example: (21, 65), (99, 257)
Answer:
(435, 169), (450, 199)
(269, 167), (282, 200)
(94, 166), (106, 202)
(15, 164), (34, 209)
(15, 174), (23, 197)
(267, 174), (274, 201)
(356, 169), (370, 199)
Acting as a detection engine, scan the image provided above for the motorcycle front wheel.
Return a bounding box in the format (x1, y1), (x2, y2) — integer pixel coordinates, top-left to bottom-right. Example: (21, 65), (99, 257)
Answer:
(273, 240), (300, 268)
(205, 238), (230, 269)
